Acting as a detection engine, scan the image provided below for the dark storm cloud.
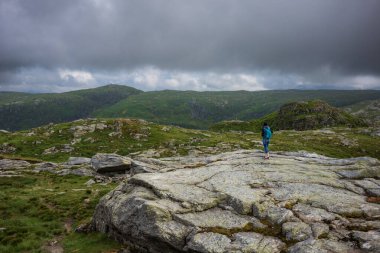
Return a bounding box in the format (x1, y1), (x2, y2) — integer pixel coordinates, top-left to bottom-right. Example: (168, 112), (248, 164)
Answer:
(0, 0), (380, 91)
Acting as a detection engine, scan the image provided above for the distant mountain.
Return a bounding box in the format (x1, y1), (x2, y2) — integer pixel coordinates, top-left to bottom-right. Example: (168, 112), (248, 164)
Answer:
(1, 85), (380, 131)
(210, 100), (367, 132)
(0, 85), (142, 131)
(94, 89), (380, 129)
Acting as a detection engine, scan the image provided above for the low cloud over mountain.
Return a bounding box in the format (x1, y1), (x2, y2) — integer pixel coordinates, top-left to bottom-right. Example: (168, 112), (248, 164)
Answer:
(1, 0), (379, 92)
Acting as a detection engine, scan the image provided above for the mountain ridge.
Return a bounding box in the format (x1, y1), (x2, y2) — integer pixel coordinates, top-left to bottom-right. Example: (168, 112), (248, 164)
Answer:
(2, 84), (380, 131)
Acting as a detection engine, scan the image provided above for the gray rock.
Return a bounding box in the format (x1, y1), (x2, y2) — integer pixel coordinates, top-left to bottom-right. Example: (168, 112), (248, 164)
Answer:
(174, 208), (252, 232)
(130, 160), (160, 175)
(57, 168), (95, 177)
(282, 222), (313, 242)
(288, 238), (355, 253)
(91, 150), (380, 252)
(367, 188), (380, 197)
(85, 179), (96, 186)
(311, 223), (329, 238)
(352, 230), (380, 252)
(91, 153), (132, 173)
(33, 162), (59, 173)
(0, 159), (30, 170)
(0, 143), (16, 154)
(67, 157), (91, 165)
(292, 203), (336, 223)
(186, 232), (231, 253)
(230, 232), (286, 253)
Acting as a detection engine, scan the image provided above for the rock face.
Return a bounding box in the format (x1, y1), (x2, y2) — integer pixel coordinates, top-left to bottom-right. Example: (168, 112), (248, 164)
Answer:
(0, 159), (31, 176)
(67, 157), (91, 165)
(92, 150), (380, 253)
(90, 153), (132, 173)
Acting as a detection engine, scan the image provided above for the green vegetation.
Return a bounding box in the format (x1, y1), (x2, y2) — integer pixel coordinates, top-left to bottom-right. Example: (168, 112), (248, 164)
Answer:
(94, 89), (380, 129)
(344, 98), (380, 126)
(0, 173), (120, 253)
(0, 84), (142, 131)
(1, 116), (379, 252)
(1, 117), (379, 161)
(0, 118), (252, 162)
(211, 100), (367, 132)
(2, 85), (380, 131)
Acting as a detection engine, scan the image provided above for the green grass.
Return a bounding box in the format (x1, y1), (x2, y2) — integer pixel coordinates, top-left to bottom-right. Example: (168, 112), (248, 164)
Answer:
(94, 89), (380, 129)
(0, 118), (379, 252)
(0, 173), (120, 253)
(2, 86), (380, 131)
(210, 100), (367, 132)
(1, 118), (379, 162)
(0, 84), (142, 131)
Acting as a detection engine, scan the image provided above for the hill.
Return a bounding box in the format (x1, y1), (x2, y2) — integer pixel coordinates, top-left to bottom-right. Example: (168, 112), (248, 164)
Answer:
(93, 89), (380, 129)
(2, 86), (380, 131)
(0, 85), (142, 131)
(1, 118), (379, 252)
(210, 100), (367, 132)
(1, 117), (379, 162)
(344, 99), (380, 126)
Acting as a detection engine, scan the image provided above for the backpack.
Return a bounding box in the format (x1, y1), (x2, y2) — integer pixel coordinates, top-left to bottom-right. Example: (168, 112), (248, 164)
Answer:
(263, 127), (272, 139)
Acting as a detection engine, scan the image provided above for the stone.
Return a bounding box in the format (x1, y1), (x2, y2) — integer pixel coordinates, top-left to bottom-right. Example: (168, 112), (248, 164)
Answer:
(0, 143), (16, 153)
(265, 206), (296, 225)
(347, 218), (380, 231)
(288, 238), (355, 253)
(91, 150), (380, 252)
(33, 162), (59, 173)
(230, 232), (286, 253)
(130, 160), (160, 175)
(292, 203), (336, 223)
(67, 157), (91, 165)
(0, 159), (30, 170)
(85, 179), (96, 186)
(174, 208), (253, 233)
(311, 223), (329, 238)
(57, 168), (95, 177)
(352, 230), (380, 252)
(282, 222), (313, 242)
(91, 153), (132, 173)
(186, 232), (231, 253)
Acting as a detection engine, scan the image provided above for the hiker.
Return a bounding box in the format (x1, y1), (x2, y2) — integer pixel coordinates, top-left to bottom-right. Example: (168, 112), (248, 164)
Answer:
(261, 122), (272, 159)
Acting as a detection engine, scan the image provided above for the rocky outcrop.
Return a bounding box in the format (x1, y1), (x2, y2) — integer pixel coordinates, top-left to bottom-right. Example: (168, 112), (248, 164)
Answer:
(90, 153), (132, 173)
(92, 150), (380, 253)
(67, 157), (91, 165)
(0, 159), (31, 176)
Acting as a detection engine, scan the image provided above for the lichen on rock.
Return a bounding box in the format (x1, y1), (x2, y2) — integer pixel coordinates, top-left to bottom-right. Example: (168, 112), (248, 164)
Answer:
(90, 150), (380, 252)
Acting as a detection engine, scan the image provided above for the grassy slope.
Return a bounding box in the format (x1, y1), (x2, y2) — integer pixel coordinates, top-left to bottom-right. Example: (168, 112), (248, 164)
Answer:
(0, 173), (121, 253)
(344, 99), (380, 125)
(210, 100), (367, 132)
(94, 90), (380, 129)
(1, 119), (379, 252)
(0, 85), (142, 131)
(1, 118), (379, 161)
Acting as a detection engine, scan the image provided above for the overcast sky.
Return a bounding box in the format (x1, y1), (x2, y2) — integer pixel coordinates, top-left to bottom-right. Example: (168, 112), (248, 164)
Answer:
(1, 0), (380, 93)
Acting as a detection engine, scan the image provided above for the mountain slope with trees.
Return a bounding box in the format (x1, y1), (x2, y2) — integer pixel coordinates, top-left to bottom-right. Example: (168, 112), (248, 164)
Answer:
(2, 85), (380, 131)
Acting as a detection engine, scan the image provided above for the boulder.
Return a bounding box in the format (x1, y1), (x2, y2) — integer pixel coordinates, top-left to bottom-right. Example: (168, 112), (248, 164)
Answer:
(67, 157), (91, 165)
(91, 150), (380, 252)
(282, 222), (313, 242)
(352, 230), (380, 252)
(33, 162), (59, 173)
(0, 159), (30, 170)
(91, 153), (132, 173)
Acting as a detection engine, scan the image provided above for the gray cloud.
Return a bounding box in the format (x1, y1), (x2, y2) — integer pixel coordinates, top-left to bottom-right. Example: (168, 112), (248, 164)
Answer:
(0, 0), (380, 92)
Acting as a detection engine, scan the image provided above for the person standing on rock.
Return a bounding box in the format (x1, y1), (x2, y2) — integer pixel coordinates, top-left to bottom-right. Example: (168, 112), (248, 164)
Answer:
(261, 122), (272, 159)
